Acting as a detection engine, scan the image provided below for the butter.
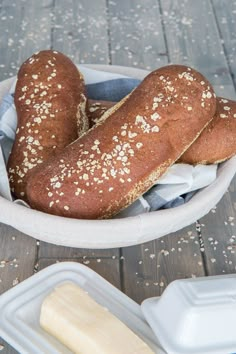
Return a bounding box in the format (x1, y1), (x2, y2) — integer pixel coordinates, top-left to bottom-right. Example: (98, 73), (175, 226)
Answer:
(40, 282), (155, 354)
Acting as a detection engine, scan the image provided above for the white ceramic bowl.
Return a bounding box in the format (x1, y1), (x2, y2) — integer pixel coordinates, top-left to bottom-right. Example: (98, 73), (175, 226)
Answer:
(0, 65), (235, 248)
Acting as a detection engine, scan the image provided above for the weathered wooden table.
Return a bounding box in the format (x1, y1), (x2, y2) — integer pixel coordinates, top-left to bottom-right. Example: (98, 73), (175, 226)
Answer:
(0, 1), (236, 352)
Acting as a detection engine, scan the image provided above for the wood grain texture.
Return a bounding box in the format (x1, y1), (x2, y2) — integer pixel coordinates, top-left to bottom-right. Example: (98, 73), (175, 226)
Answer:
(198, 180), (236, 275)
(0, 224), (37, 295)
(211, 0), (236, 90)
(108, 0), (168, 69)
(52, 0), (109, 64)
(38, 242), (120, 259)
(160, 0), (236, 99)
(38, 258), (121, 289)
(0, 0), (53, 81)
(0, 340), (17, 354)
(121, 225), (205, 304)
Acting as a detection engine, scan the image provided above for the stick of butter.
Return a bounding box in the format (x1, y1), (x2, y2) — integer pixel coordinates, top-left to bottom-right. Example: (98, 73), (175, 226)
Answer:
(40, 282), (155, 354)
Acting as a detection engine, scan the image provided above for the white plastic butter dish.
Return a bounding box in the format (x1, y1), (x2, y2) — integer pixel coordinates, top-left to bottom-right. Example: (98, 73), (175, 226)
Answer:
(0, 262), (164, 354)
(141, 274), (236, 354)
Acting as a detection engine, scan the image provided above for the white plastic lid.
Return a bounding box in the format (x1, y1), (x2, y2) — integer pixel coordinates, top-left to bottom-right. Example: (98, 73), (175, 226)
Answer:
(141, 274), (236, 354)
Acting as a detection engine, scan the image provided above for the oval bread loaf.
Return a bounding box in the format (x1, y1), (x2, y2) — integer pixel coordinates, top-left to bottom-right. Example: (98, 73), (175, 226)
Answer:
(93, 98), (236, 165)
(179, 97), (236, 164)
(27, 65), (216, 219)
(8, 50), (88, 200)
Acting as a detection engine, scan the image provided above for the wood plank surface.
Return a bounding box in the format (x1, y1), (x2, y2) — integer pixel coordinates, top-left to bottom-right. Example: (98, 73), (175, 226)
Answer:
(0, 340), (16, 354)
(199, 179), (236, 275)
(160, 0), (236, 99)
(212, 0), (236, 90)
(121, 225), (205, 304)
(0, 0), (54, 81)
(38, 258), (121, 289)
(38, 243), (121, 286)
(52, 0), (109, 64)
(0, 224), (37, 294)
(108, 0), (168, 69)
(38, 242), (120, 259)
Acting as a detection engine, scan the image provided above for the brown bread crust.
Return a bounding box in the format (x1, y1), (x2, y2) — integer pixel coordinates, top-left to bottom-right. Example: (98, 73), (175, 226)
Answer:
(88, 99), (116, 127)
(26, 65), (216, 219)
(7, 50), (88, 200)
(179, 97), (236, 164)
(89, 98), (236, 165)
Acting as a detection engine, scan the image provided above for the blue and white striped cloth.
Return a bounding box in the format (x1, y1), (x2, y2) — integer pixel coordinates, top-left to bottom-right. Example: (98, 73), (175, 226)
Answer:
(0, 66), (217, 217)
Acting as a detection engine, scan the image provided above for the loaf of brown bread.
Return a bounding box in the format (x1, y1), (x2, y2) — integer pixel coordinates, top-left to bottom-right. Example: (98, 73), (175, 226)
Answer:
(179, 97), (236, 164)
(26, 65), (216, 219)
(93, 97), (236, 165)
(88, 99), (116, 127)
(8, 50), (88, 200)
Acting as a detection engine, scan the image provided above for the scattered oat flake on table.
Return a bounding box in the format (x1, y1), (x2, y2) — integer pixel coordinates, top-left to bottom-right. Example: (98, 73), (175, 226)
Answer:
(0, 261), (6, 268)
(83, 260), (90, 265)
(12, 277), (19, 286)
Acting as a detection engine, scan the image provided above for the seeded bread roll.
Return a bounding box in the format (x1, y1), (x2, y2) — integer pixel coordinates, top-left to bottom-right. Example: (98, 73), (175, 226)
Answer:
(27, 65), (216, 219)
(88, 99), (116, 127)
(179, 97), (236, 164)
(8, 50), (88, 200)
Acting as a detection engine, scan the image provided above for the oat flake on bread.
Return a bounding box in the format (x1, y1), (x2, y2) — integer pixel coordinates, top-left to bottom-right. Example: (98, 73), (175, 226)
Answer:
(27, 64), (217, 219)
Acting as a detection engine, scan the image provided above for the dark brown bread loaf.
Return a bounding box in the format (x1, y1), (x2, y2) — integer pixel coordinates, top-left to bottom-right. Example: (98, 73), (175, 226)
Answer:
(179, 97), (236, 164)
(91, 97), (236, 165)
(88, 99), (116, 127)
(8, 50), (88, 200)
(27, 65), (216, 219)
